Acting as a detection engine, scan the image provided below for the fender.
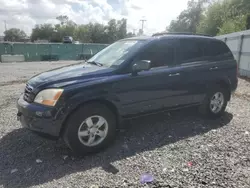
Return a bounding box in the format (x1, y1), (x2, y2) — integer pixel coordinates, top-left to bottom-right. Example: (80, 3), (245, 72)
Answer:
(57, 86), (122, 133)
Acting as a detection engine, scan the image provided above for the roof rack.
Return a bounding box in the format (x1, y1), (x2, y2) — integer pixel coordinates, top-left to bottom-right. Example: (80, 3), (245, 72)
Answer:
(152, 32), (212, 37)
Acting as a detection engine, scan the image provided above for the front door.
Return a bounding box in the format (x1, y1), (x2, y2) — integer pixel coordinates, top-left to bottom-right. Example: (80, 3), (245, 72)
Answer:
(112, 39), (190, 117)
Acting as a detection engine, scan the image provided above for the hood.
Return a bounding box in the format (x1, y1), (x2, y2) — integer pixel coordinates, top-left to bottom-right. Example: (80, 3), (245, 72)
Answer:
(28, 62), (114, 88)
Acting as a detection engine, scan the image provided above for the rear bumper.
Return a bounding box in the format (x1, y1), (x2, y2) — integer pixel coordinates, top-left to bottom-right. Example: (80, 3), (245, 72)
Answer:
(17, 95), (63, 138)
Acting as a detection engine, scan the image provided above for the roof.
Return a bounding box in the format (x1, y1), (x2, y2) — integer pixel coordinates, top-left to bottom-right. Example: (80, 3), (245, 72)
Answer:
(121, 36), (152, 41)
(152, 33), (215, 40)
(123, 34), (217, 42)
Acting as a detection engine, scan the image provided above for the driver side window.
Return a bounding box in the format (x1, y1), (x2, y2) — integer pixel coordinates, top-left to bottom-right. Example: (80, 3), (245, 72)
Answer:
(136, 40), (176, 68)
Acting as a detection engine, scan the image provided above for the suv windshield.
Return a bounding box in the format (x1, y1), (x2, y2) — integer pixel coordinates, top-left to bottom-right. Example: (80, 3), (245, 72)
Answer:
(87, 40), (146, 68)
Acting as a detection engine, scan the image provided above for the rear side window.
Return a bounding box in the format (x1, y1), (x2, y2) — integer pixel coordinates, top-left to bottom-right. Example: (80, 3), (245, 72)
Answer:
(205, 40), (234, 60)
(178, 39), (205, 64)
(136, 40), (176, 68)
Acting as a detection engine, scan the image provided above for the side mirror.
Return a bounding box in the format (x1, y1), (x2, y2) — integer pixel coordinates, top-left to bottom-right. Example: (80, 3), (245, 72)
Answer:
(132, 60), (151, 74)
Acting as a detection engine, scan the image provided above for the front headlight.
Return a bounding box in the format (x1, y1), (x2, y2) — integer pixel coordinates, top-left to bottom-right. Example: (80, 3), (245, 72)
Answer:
(34, 89), (63, 106)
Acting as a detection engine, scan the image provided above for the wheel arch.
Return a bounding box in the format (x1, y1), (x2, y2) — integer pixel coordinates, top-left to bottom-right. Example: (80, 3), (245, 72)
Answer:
(214, 78), (231, 101)
(59, 99), (121, 137)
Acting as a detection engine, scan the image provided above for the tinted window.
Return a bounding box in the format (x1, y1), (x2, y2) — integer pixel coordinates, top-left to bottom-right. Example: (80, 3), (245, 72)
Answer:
(136, 40), (175, 68)
(205, 40), (234, 59)
(179, 39), (205, 63)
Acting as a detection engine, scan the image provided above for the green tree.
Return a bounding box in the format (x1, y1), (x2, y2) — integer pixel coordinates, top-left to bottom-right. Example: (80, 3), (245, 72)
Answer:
(56, 15), (69, 25)
(89, 23), (107, 43)
(168, 0), (250, 36)
(117, 18), (127, 39)
(73, 19), (129, 43)
(197, 0), (250, 35)
(73, 25), (92, 43)
(105, 19), (118, 43)
(246, 14), (250, 29)
(218, 16), (247, 35)
(55, 16), (77, 41)
(4, 28), (27, 42)
(31, 24), (57, 42)
(197, 1), (225, 36)
(59, 23), (77, 38)
(30, 16), (132, 44)
(167, 0), (208, 33)
(31, 16), (77, 42)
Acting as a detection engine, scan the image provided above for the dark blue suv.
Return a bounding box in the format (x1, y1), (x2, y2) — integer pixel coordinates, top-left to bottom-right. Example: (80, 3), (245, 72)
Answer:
(17, 33), (238, 154)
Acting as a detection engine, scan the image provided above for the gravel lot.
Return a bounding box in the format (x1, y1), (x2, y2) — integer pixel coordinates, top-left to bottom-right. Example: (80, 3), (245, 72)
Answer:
(0, 61), (249, 188)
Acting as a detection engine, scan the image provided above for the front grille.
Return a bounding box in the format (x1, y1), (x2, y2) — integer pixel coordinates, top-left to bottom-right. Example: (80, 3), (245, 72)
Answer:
(23, 84), (34, 102)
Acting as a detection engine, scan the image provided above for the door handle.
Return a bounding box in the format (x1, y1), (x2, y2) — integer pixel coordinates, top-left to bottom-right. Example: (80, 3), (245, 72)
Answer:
(209, 66), (218, 70)
(169, 73), (180, 77)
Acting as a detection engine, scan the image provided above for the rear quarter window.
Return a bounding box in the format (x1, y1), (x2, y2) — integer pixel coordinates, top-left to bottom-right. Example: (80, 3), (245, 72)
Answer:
(204, 40), (234, 60)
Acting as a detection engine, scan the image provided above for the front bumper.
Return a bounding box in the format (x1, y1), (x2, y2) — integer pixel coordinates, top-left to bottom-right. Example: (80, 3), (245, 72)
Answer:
(17, 95), (63, 138)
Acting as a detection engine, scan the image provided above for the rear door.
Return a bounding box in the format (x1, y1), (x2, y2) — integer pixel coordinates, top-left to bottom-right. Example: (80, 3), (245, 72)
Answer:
(174, 38), (237, 106)
(203, 40), (238, 91)
(175, 38), (210, 104)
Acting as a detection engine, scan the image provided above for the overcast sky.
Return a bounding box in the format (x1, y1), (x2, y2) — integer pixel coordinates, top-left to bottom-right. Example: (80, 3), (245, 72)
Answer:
(0, 0), (189, 36)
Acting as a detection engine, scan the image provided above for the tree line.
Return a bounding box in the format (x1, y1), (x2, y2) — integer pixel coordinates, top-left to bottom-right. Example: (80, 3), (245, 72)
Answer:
(3, 16), (135, 44)
(167, 0), (250, 36)
(4, 0), (250, 43)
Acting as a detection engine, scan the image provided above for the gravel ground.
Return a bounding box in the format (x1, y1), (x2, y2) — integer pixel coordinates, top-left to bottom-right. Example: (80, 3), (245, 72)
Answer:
(0, 62), (249, 188)
(0, 61), (82, 86)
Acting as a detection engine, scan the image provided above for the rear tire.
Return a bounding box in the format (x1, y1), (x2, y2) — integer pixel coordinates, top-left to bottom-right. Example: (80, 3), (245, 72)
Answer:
(63, 103), (116, 155)
(199, 86), (228, 118)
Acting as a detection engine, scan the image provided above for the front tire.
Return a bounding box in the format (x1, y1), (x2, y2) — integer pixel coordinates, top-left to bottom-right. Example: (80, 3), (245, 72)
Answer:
(63, 103), (116, 155)
(199, 86), (228, 118)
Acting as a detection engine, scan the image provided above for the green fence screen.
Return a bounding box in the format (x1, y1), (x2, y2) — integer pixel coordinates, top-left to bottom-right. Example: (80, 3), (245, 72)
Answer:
(0, 43), (108, 62)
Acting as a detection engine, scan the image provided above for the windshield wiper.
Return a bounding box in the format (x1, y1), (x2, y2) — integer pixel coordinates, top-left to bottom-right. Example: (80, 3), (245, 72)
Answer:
(86, 61), (103, 67)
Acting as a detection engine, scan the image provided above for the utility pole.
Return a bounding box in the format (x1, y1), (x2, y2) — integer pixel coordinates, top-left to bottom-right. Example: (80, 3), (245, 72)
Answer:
(4, 20), (7, 32)
(140, 19), (146, 34)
